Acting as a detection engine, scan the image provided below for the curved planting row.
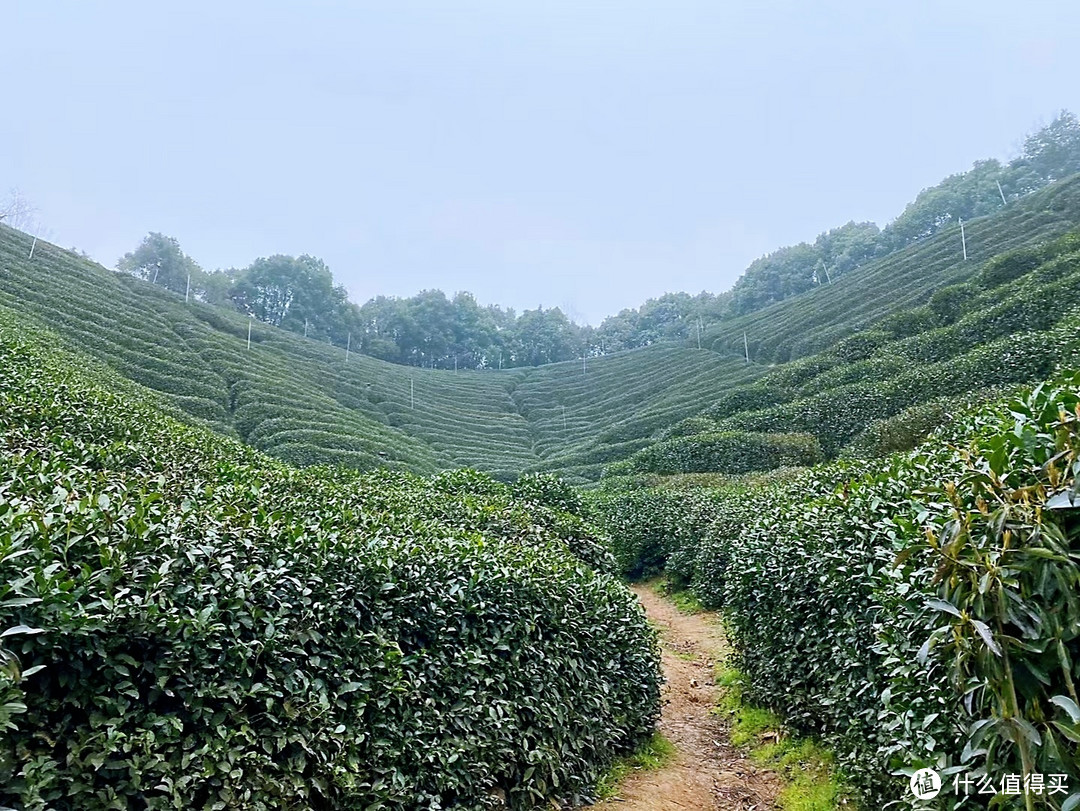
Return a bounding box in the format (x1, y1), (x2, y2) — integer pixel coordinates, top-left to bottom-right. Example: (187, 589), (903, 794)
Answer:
(0, 310), (661, 810)
(590, 371), (1080, 807)
(0, 224), (762, 480)
(705, 175), (1080, 364)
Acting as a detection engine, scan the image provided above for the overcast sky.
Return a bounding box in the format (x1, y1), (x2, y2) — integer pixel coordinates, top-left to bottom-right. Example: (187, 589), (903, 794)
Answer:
(4, 1), (1079, 324)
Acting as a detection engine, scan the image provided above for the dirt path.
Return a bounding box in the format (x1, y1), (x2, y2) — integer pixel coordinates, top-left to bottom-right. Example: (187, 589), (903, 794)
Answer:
(595, 585), (780, 810)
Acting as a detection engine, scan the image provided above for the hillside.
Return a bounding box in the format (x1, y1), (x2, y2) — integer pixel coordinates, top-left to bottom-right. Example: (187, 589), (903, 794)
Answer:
(0, 308), (661, 809)
(0, 224), (760, 482)
(589, 369), (1080, 806)
(707, 173), (1080, 362)
(3, 175), (1080, 483)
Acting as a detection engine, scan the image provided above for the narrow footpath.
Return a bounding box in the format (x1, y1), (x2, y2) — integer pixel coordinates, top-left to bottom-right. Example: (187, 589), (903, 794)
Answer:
(596, 584), (780, 810)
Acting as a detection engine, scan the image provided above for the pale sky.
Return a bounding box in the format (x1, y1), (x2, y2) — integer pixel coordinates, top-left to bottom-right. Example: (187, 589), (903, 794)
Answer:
(4, 1), (1079, 324)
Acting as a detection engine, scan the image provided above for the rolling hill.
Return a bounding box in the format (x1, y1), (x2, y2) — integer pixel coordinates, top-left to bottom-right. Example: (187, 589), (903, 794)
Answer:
(2, 174), (1079, 483)
(0, 226), (761, 481)
(707, 174), (1080, 363)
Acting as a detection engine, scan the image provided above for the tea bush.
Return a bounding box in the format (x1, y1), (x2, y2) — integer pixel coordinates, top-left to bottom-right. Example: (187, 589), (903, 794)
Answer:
(592, 373), (1080, 807)
(622, 430), (823, 475)
(0, 314), (661, 810)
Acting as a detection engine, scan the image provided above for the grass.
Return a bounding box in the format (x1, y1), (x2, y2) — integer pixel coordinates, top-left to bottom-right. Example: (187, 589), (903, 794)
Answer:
(714, 667), (857, 811)
(656, 578), (706, 615)
(594, 732), (676, 800)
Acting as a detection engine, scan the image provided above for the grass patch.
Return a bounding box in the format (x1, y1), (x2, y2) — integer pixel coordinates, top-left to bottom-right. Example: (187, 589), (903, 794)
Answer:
(714, 667), (857, 810)
(594, 732), (676, 800)
(656, 578), (706, 614)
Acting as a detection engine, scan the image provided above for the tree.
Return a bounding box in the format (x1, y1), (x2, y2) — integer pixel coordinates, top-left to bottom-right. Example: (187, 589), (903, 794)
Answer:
(228, 255), (344, 331)
(515, 307), (580, 366)
(198, 268), (241, 307)
(1009, 110), (1080, 194)
(0, 188), (37, 231)
(118, 233), (203, 296)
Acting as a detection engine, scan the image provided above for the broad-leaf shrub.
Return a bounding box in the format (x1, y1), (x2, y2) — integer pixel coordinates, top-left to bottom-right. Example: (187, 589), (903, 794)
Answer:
(592, 372), (1080, 807)
(0, 317), (661, 810)
(622, 430), (823, 476)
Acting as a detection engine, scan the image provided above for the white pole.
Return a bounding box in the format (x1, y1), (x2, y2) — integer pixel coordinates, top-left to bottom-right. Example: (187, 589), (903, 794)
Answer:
(247, 319), (252, 351)
(346, 333), (351, 362)
(28, 236), (37, 260)
(185, 273), (191, 303)
(959, 217), (968, 260)
(454, 357), (458, 373)
(996, 179), (1007, 206)
(304, 318), (308, 338)
(743, 331), (749, 363)
(152, 266), (159, 285)
(410, 379), (414, 409)
(821, 261), (832, 284)
(696, 318), (702, 350)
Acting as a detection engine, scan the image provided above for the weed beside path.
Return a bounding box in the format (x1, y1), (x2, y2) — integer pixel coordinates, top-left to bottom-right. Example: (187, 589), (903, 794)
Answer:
(593, 585), (780, 810)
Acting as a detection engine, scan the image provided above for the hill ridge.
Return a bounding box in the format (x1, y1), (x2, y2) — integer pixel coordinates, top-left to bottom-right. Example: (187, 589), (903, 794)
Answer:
(2, 174), (1080, 481)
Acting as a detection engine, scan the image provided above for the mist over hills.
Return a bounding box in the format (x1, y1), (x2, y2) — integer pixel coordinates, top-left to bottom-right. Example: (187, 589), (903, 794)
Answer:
(88, 111), (1080, 373)
(3, 166), (1080, 482)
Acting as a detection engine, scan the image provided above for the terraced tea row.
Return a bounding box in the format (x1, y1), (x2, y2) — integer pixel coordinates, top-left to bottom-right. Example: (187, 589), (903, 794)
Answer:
(612, 227), (1080, 479)
(0, 307), (662, 809)
(0, 226), (758, 480)
(706, 175), (1080, 363)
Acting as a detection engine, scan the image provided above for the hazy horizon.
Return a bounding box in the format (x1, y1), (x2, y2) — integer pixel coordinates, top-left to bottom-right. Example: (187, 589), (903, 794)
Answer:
(4, 1), (1079, 324)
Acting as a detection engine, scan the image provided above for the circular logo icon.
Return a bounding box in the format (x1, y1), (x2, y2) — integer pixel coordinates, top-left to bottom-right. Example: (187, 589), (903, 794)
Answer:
(910, 767), (942, 799)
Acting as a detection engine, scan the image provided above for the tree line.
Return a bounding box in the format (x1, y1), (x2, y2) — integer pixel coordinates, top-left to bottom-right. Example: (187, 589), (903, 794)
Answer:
(116, 111), (1080, 369)
(725, 110), (1080, 314)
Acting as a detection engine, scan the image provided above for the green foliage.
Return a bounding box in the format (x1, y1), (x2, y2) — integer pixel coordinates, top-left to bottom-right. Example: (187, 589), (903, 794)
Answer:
(714, 668), (855, 811)
(928, 283), (977, 325)
(229, 254), (349, 337)
(0, 315), (661, 810)
(840, 390), (1008, 459)
(704, 383), (793, 420)
(511, 472), (585, 515)
(625, 430), (823, 476)
(658, 415), (719, 440)
(879, 306), (938, 339)
(707, 175), (1080, 365)
(830, 329), (891, 363)
(891, 375), (1080, 804)
(593, 372), (1080, 807)
(593, 732), (675, 800)
(0, 223), (767, 481)
(117, 232), (203, 296)
(976, 246), (1046, 290)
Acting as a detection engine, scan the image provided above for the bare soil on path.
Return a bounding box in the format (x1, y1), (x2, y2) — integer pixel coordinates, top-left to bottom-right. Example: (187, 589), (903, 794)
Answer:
(594, 584), (780, 811)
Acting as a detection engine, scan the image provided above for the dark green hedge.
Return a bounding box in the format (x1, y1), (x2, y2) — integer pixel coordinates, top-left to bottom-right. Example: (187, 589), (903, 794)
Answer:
(0, 314), (661, 810)
(623, 430), (823, 475)
(591, 374), (1080, 807)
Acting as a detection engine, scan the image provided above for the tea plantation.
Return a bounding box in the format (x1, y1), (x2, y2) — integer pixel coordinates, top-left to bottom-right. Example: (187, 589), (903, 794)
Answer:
(609, 223), (1080, 477)
(5, 163), (1080, 809)
(707, 174), (1080, 364)
(0, 223), (762, 484)
(0, 308), (662, 809)
(587, 220), (1080, 805)
(590, 369), (1080, 808)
